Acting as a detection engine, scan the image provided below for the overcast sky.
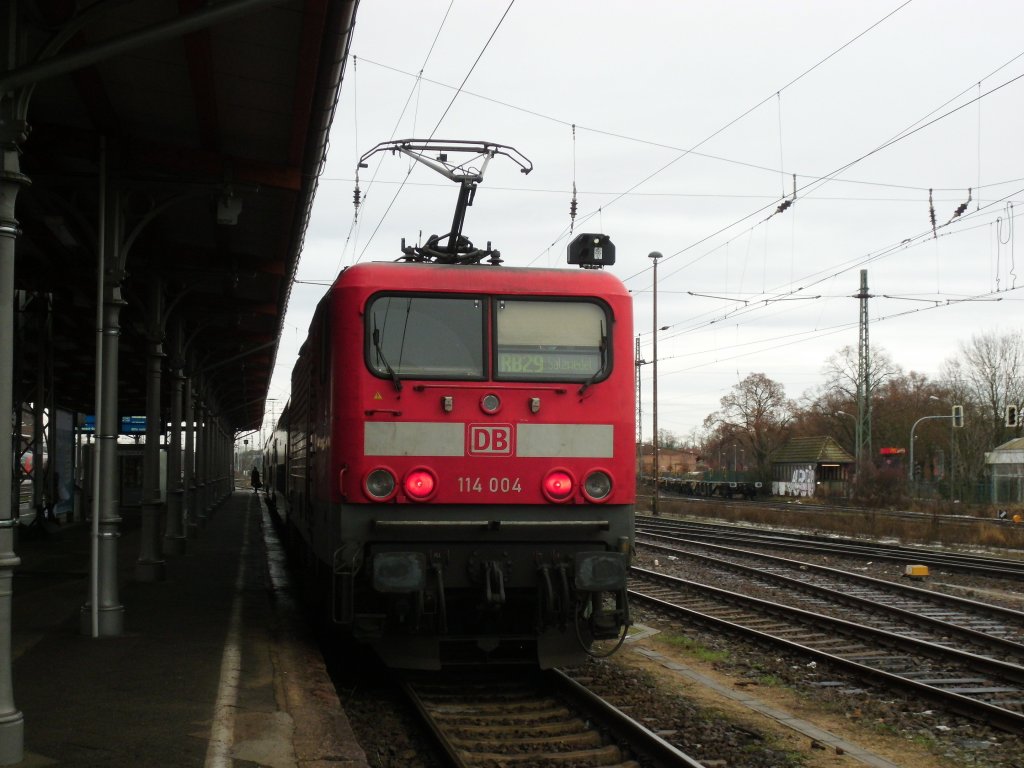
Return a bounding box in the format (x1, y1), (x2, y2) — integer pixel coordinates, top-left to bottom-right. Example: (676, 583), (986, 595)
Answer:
(262, 0), (1024, 444)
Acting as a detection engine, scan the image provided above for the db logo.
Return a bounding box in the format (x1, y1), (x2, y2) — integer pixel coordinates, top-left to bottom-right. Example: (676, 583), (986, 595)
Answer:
(468, 424), (514, 456)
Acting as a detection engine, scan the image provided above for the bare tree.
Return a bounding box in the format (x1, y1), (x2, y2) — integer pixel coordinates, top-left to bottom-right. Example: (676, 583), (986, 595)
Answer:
(939, 329), (1024, 499)
(786, 345), (906, 457)
(821, 344), (902, 402)
(942, 330), (1024, 429)
(657, 428), (682, 451)
(794, 369), (941, 466)
(704, 373), (794, 482)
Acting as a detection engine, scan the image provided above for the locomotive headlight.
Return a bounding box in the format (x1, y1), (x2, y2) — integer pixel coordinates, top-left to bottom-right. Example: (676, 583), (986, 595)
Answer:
(403, 468), (437, 501)
(542, 469), (574, 503)
(364, 468), (397, 501)
(480, 393), (501, 414)
(582, 470), (613, 502)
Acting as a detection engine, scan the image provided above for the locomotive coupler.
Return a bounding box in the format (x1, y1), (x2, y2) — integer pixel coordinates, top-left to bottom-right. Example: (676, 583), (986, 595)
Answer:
(586, 587), (631, 639)
(574, 551), (630, 639)
(483, 560), (506, 605)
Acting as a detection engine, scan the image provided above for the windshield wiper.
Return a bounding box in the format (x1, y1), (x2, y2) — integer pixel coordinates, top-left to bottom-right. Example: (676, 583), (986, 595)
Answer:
(577, 323), (607, 396)
(373, 327), (403, 392)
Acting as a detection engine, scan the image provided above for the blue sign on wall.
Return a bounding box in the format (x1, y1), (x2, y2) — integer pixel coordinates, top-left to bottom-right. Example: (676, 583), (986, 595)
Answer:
(80, 415), (150, 434)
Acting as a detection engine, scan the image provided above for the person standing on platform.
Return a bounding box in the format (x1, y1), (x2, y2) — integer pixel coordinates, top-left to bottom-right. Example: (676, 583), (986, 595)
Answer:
(250, 466), (261, 493)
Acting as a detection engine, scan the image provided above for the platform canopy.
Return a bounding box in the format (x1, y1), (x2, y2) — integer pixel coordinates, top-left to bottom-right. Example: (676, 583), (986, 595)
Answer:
(3, 0), (358, 431)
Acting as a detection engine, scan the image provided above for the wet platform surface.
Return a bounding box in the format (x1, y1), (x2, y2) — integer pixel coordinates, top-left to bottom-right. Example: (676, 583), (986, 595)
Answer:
(10, 490), (369, 768)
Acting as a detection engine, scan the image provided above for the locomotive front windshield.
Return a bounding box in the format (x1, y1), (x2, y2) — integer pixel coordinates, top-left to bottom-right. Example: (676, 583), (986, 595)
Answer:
(365, 294), (609, 382)
(367, 295), (485, 378)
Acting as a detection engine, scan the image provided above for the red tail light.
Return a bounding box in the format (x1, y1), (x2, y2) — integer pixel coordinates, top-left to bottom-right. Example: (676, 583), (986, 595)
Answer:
(542, 469), (574, 503)
(404, 468), (437, 501)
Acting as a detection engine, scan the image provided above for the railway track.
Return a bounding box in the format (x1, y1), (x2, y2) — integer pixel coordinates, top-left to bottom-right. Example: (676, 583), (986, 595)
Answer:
(636, 515), (1024, 579)
(641, 491), (1005, 529)
(398, 668), (704, 767)
(629, 566), (1024, 734)
(636, 533), (1024, 651)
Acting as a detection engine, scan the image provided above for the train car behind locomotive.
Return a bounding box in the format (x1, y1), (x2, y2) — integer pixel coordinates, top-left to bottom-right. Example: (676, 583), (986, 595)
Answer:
(265, 141), (635, 669)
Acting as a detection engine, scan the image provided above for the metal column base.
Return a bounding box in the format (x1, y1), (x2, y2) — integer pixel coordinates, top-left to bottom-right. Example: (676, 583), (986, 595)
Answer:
(79, 604), (125, 637)
(0, 710), (24, 766)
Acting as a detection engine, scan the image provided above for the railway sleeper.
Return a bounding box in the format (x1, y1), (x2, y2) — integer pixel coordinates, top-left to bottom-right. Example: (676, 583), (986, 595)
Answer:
(462, 744), (627, 766)
(447, 731), (604, 750)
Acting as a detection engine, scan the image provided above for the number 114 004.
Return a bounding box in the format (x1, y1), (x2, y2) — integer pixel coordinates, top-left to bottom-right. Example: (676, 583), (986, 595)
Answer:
(457, 476), (522, 493)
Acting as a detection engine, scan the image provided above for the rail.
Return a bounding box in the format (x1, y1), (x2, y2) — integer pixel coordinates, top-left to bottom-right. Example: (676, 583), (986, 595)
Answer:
(629, 567), (1024, 734)
(399, 668), (706, 767)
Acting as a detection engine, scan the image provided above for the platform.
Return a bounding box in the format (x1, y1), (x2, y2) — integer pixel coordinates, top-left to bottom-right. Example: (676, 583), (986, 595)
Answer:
(10, 490), (369, 768)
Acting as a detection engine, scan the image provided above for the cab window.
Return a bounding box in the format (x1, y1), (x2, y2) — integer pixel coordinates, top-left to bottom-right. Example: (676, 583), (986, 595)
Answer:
(494, 299), (609, 381)
(366, 295), (485, 379)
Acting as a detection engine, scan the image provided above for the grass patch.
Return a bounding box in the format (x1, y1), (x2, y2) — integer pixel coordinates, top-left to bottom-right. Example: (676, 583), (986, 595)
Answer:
(908, 731), (938, 749)
(655, 633), (731, 663)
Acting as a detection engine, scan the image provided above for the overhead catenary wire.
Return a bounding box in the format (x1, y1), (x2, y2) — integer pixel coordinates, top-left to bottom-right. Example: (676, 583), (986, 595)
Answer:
(354, 0), (516, 264)
(344, 41), (1024, 275)
(345, 0), (457, 268)
(642, 251), (1024, 380)
(634, 189), (1024, 345)
(336, 0), (457, 274)
(355, 55), (988, 195)
(544, 49), (1024, 290)
(528, 0), (920, 264)
(620, 68), (1024, 295)
(651, 282), (1022, 379)
(348, 45), (1024, 203)
(317, 173), (1024, 202)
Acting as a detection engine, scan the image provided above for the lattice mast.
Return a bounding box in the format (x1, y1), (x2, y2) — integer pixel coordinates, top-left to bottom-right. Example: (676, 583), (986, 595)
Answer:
(855, 269), (872, 466)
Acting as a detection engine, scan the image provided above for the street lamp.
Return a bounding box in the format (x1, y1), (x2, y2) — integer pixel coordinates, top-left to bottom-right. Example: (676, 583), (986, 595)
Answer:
(925, 394), (960, 500)
(908, 395), (951, 494)
(649, 250), (662, 515)
(835, 410), (854, 447)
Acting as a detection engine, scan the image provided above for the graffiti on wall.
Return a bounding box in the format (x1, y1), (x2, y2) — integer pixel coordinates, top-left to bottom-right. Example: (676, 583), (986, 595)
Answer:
(771, 463), (816, 497)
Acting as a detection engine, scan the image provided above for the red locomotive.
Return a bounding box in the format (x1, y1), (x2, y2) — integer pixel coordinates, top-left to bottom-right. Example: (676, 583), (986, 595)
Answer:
(264, 141), (634, 668)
